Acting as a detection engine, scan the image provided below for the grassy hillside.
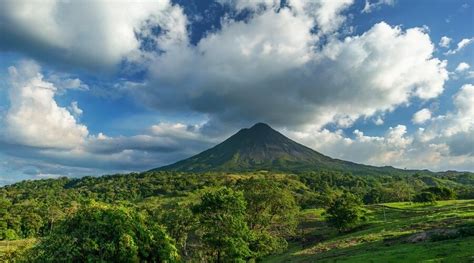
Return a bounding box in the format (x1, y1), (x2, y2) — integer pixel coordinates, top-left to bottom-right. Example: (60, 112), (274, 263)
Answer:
(265, 200), (474, 262)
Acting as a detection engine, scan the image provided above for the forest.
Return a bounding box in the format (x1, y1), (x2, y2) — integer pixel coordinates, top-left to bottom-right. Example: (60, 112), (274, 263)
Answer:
(1, 170), (474, 262)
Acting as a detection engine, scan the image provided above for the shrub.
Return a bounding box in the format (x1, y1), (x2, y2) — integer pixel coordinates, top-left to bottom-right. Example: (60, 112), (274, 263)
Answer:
(413, 192), (437, 203)
(326, 192), (365, 232)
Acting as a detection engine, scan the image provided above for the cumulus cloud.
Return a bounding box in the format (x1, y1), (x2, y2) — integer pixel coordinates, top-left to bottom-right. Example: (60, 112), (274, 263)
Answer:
(445, 38), (474, 55)
(286, 85), (474, 171)
(3, 60), (89, 149)
(412, 108), (432, 124)
(455, 62), (470, 72)
(141, 15), (448, 130)
(217, 0), (281, 12)
(439, 36), (451, 48)
(68, 101), (83, 118)
(0, 0), (187, 70)
(1, 0), (469, 180)
(0, 61), (215, 179)
(362, 0), (395, 13)
(373, 116), (384, 125)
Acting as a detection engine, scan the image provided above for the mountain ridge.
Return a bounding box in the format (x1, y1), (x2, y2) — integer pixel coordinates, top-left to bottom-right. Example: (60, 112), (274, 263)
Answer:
(153, 123), (430, 176)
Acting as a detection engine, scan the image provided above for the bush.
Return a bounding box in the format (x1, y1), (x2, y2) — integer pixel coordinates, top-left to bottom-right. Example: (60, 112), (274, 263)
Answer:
(413, 192), (437, 203)
(326, 192), (365, 232)
(424, 187), (455, 200)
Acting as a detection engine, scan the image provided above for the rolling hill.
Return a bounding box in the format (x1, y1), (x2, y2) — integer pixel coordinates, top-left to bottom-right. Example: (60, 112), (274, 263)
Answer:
(153, 123), (429, 176)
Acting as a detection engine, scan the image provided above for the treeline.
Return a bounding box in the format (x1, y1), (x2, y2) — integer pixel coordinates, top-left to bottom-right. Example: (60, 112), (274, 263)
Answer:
(1, 170), (473, 261)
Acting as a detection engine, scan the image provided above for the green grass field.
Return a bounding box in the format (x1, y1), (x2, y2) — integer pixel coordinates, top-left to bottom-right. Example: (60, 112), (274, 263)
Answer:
(264, 200), (474, 263)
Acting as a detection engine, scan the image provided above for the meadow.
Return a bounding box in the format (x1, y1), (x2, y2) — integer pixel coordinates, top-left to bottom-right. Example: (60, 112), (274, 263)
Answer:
(264, 200), (474, 262)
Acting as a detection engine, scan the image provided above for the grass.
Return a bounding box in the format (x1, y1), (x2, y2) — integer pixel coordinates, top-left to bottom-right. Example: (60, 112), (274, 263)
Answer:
(264, 200), (474, 263)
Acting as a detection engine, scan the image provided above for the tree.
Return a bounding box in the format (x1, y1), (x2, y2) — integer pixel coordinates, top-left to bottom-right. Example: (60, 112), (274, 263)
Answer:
(160, 202), (196, 257)
(424, 187), (455, 200)
(193, 187), (251, 262)
(238, 179), (298, 258)
(413, 192), (437, 204)
(326, 193), (365, 232)
(363, 188), (382, 204)
(0, 197), (12, 240)
(26, 203), (178, 262)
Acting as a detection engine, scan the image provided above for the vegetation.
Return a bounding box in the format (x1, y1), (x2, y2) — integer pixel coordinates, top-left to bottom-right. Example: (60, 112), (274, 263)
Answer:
(0, 170), (473, 262)
(264, 200), (474, 262)
(326, 193), (366, 232)
(25, 204), (178, 262)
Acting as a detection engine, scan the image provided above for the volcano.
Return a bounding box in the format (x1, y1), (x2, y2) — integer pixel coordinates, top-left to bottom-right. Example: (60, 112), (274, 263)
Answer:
(153, 123), (420, 175)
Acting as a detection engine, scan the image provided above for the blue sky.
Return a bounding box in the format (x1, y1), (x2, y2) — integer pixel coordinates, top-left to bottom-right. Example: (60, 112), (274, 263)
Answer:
(0, 0), (473, 185)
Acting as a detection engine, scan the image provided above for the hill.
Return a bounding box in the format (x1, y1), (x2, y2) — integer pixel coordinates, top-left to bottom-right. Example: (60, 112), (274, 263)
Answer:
(154, 123), (429, 176)
(264, 200), (474, 262)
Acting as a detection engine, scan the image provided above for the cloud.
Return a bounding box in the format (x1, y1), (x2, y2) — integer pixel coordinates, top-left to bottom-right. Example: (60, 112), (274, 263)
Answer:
(362, 0), (395, 13)
(47, 74), (89, 91)
(140, 14), (448, 131)
(3, 60), (89, 149)
(286, 102), (473, 172)
(281, 84), (474, 171)
(0, 61), (216, 181)
(217, 0), (281, 12)
(68, 101), (83, 118)
(445, 38), (474, 55)
(439, 36), (451, 48)
(455, 62), (470, 72)
(373, 116), (384, 125)
(412, 108), (432, 124)
(0, 0), (187, 70)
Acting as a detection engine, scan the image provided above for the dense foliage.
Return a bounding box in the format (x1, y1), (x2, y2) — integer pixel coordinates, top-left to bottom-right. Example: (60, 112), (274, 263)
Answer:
(25, 204), (178, 262)
(1, 170), (473, 261)
(326, 193), (366, 232)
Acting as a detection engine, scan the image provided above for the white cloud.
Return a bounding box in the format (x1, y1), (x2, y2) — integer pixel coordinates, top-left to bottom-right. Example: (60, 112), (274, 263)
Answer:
(445, 37), (474, 55)
(68, 101), (83, 118)
(47, 74), (89, 91)
(217, 0), (281, 12)
(362, 0), (395, 13)
(141, 18), (448, 130)
(3, 60), (89, 149)
(373, 116), (384, 125)
(280, 85), (474, 172)
(439, 36), (451, 48)
(455, 62), (470, 72)
(294, 0), (354, 34)
(0, 0), (187, 70)
(412, 108), (432, 124)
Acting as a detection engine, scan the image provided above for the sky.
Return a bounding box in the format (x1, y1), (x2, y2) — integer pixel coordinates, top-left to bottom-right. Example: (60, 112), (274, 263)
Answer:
(0, 0), (473, 185)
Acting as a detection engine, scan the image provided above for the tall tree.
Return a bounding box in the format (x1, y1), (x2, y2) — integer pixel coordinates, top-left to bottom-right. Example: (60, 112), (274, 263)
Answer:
(193, 187), (251, 262)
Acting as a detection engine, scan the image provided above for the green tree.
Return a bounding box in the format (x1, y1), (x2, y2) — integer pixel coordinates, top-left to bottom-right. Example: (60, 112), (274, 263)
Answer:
(161, 202), (196, 257)
(326, 193), (365, 232)
(26, 203), (178, 262)
(363, 188), (382, 204)
(413, 192), (437, 203)
(193, 187), (251, 262)
(424, 187), (455, 200)
(238, 179), (299, 258)
(0, 197), (12, 240)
